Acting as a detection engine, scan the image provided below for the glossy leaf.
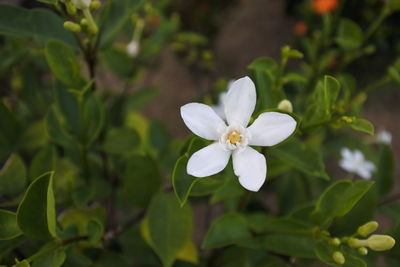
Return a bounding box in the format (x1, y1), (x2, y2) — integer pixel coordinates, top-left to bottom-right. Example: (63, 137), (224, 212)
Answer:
(17, 172), (57, 239)
(0, 210), (22, 240)
(269, 139), (329, 180)
(202, 213), (251, 249)
(29, 146), (56, 181)
(147, 193), (192, 267)
(261, 234), (316, 259)
(311, 180), (374, 227)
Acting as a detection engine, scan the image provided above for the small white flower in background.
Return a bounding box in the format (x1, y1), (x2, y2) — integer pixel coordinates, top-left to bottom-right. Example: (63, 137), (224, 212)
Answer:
(126, 40), (140, 58)
(71, 0), (91, 9)
(339, 148), (375, 180)
(376, 130), (392, 145)
(180, 76), (297, 191)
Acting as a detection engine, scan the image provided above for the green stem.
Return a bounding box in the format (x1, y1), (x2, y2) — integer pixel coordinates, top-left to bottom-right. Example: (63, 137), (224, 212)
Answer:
(82, 8), (98, 35)
(363, 7), (390, 43)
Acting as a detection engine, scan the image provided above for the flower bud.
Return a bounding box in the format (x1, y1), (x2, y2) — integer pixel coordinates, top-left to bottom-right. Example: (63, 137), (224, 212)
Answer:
(277, 99), (293, 113)
(332, 251), (345, 265)
(348, 237), (367, 248)
(127, 40), (140, 57)
(63, 21), (82, 33)
(358, 247), (368, 255)
(71, 0), (91, 9)
(366, 235), (396, 251)
(80, 18), (88, 26)
(330, 238), (341, 246)
(357, 221), (378, 237)
(90, 0), (101, 10)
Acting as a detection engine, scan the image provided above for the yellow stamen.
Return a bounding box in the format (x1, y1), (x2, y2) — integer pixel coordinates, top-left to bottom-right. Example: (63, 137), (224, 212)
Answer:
(228, 131), (242, 144)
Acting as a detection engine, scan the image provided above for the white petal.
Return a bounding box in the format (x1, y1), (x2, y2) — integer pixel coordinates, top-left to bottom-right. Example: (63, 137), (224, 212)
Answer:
(353, 150), (365, 162)
(187, 143), (231, 177)
(341, 148), (352, 160)
(357, 168), (372, 180)
(224, 76), (256, 127)
(339, 159), (355, 172)
(181, 103), (226, 140)
(247, 112), (296, 146)
(363, 161), (376, 172)
(232, 146), (266, 192)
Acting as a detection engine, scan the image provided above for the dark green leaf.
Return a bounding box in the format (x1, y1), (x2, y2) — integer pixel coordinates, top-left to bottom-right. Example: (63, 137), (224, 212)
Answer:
(311, 180), (374, 227)
(29, 146), (56, 181)
(202, 213), (251, 249)
(120, 154), (161, 207)
(261, 234), (316, 259)
(147, 193), (193, 267)
(0, 209), (22, 240)
(17, 172), (57, 239)
(269, 139), (329, 180)
(81, 94), (105, 146)
(45, 107), (76, 148)
(102, 127), (140, 154)
(0, 154), (27, 195)
(376, 145), (395, 196)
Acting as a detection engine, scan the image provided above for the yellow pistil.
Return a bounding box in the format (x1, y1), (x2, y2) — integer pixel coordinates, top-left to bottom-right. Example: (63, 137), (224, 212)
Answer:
(228, 131), (242, 144)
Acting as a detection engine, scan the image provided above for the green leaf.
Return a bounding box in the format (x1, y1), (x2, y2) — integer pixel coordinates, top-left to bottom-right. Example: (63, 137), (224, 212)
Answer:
(336, 18), (363, 50)
(36, 0), (58, 4)
(29, 146), (56, 181)
(101, 127), (140, 154)
(13, 260), (30, 267)
(54, 82), (80, 134)
(247, 57), (280, 110)
(311, 180), (374, 227)
(32, 249), (66, 267)
(172, 154), (196, 206)
(348, 118), (374, 135)
(376, 144), (395, 196)
(0, 210), (22, 240)
(119, 154), (161, 207)
(0, 4), (76, 47)
(315, 242), (366, 267)
(45, 107), (76, 148)
(45, 40), (83, 88)
(246, 213), (313, 235)
(125, 88), (159, 110)
(304, 76), (340, 128)
(81, 94), (105, 146)
(202, 213), (252, 249)
(99, 0), (140, 48)
(0, 154), (27, 195)
(261, 234), (316, 259)
(147, 193), (193, 267)
(269, 139), (329, 180)
(17, 172), (57, 239)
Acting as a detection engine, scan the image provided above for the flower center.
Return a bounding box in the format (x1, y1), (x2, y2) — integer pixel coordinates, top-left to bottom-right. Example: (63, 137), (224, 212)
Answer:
(227, 131), (242, 144)
(219, 125), (250, 151)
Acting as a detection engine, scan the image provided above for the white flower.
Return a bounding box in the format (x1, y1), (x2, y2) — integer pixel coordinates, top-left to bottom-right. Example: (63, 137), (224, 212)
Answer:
(180, 76), (297, 191)
(376, 130), (392, 145)
(339, 148), (375, 180)
(212, 92), (227, 120)
(71, 0), (91, 9)
(127, 40), (140, 57)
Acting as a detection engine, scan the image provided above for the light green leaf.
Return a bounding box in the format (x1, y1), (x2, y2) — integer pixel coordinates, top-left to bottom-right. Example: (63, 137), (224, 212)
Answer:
(101, 127), (140, 154)
(17, 172), (57, 239)
(0, 209), (22, 240)
(0, 154), (27, 195)
(45, 40), (83, 88)
(32, 249), (66, 267)
(269, 139), (329, 180)
(311, 180), (374, 227)
(147, 193), (192, 267)
(336, 18), (363, 50)
(119, 154), (161, 207)
(202, 213), (251, 249)
(376, 144), (395, 196)
(13, 260), (30, 267)
(348, 118), (374, 135)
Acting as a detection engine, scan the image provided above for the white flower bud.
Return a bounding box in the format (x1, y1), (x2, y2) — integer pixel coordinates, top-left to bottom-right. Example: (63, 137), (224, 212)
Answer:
(332, 251), (345, 265)
(357, 221), (378, 237)
(376, 130), (392, 145)
(71, 0), (91, 9)
(366, 235), (396, 251)
(277, 99), (293, 113)
(127, 40), (140, 57)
